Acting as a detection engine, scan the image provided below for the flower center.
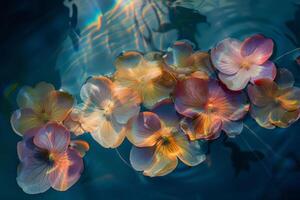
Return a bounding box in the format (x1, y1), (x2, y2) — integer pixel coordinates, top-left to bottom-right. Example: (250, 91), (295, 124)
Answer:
(241, 60), (252, 69)
(102, 100), (115, 116)
(206, 102), (217, 113)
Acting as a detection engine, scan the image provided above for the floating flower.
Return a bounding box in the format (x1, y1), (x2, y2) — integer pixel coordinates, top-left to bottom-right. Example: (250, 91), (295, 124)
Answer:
(114, 51), (176, 108)
(211, 34), (276, 91)
(127, 100), (205, 177)
(248, 68), (300, 128)
(78, 76), (140, 148)
(11, 82), (74, 136)
(17, 123), (88, 194)
(164, 40), (214, 78)
(174, 77), (249, 140)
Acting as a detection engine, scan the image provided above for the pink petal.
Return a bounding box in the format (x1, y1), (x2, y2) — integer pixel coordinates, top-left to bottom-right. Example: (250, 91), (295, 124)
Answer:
(49, 149), (83, 191)
(218, 69), (250, 91)
(174, 77), (208, 118)
(241, 34), (274, 65)
(127, 112), (162, 147)
(249, 61), (277, 84)
(211, 38), (243, 75)
(33, 123), (70, 153)
(130, 146), (155, 171)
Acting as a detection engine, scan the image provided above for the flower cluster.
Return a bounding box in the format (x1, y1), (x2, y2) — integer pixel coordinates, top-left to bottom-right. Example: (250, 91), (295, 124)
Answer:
(11, 34), (300, 194)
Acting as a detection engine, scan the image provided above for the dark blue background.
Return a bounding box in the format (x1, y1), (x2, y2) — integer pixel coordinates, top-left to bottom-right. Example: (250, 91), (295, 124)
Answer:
(1, 0), (300, 199)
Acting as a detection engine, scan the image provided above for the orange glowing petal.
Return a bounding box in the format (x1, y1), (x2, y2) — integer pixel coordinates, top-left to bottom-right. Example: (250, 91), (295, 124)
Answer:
(69, 140), (90, 157)
(172, 132), (205, 166)
(127, 112), (162, 147)
(143, 151), (178, 177)
(47, 91), (75, 122)
(250, 104), (275, 129)
(277, 87), (300, 111)
(49, 149), (83, 191)
(112, 87), (141, 124)
(90, 116), (125, 148)
(115, 51), (143, 69)
(193, 113), (222, 140)
(269, 106), (300, 128)
(63, 107), (86, 136)
(11, 109), (44, 136)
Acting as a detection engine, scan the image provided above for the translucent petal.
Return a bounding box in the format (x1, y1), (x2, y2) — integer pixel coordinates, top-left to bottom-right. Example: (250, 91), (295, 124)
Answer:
(211, 38), (243, 75)
(222, 120), (244, 137)
(49, 149), (83, 191)
(112, 87), (141, 124)
(174, 77), (208, 118)
(130, 146), (155, 171)
(269, 106), (300, 128)
(80, 76), (113, 107)
(173, 132), (206, 166)
(90, 116), (125, 148)
(249, 61), (277, 83)
(33, 123), (70, 153)
(47, 91), (75, 122)
(115, 51), (143, 69)
(164, 40), (194, 69)
(241, 34), (274, 65)
(250, 104), (275, 129)
(218, 69), (250, 91)
(275, 68), (295, 89)
(193, 113), (222, 140)
(17, 82), (55, 111)
(17, 161), (51, 194)
(11, 109), (43, 136)
(69, 140), (90, 157)
(247, 83), (274, 107)
(127, 112), (162, 147)
(277, 87), (300, 111)
(143, 152), (178, 177)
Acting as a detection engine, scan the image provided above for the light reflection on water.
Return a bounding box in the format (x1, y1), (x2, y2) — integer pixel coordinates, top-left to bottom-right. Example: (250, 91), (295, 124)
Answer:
(54, 0), (300, 199)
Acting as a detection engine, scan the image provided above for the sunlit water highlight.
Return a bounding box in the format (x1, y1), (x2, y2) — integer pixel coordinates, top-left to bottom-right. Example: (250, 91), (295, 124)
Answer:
(55, 0), (300, 199)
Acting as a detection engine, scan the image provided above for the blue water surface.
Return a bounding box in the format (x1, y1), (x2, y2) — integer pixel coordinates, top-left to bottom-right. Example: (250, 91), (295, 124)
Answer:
(1, 0), (300, 199)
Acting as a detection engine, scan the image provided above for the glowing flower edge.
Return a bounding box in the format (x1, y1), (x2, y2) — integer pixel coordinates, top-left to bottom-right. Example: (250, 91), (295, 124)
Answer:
(10, 34), (300, 194)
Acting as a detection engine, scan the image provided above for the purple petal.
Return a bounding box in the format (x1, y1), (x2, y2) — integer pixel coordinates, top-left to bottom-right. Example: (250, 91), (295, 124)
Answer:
(241, 34), (274, 65)
(33, 123), (70, 153)
(130, 146), (155, 171)
(127, 112), (162, 147)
